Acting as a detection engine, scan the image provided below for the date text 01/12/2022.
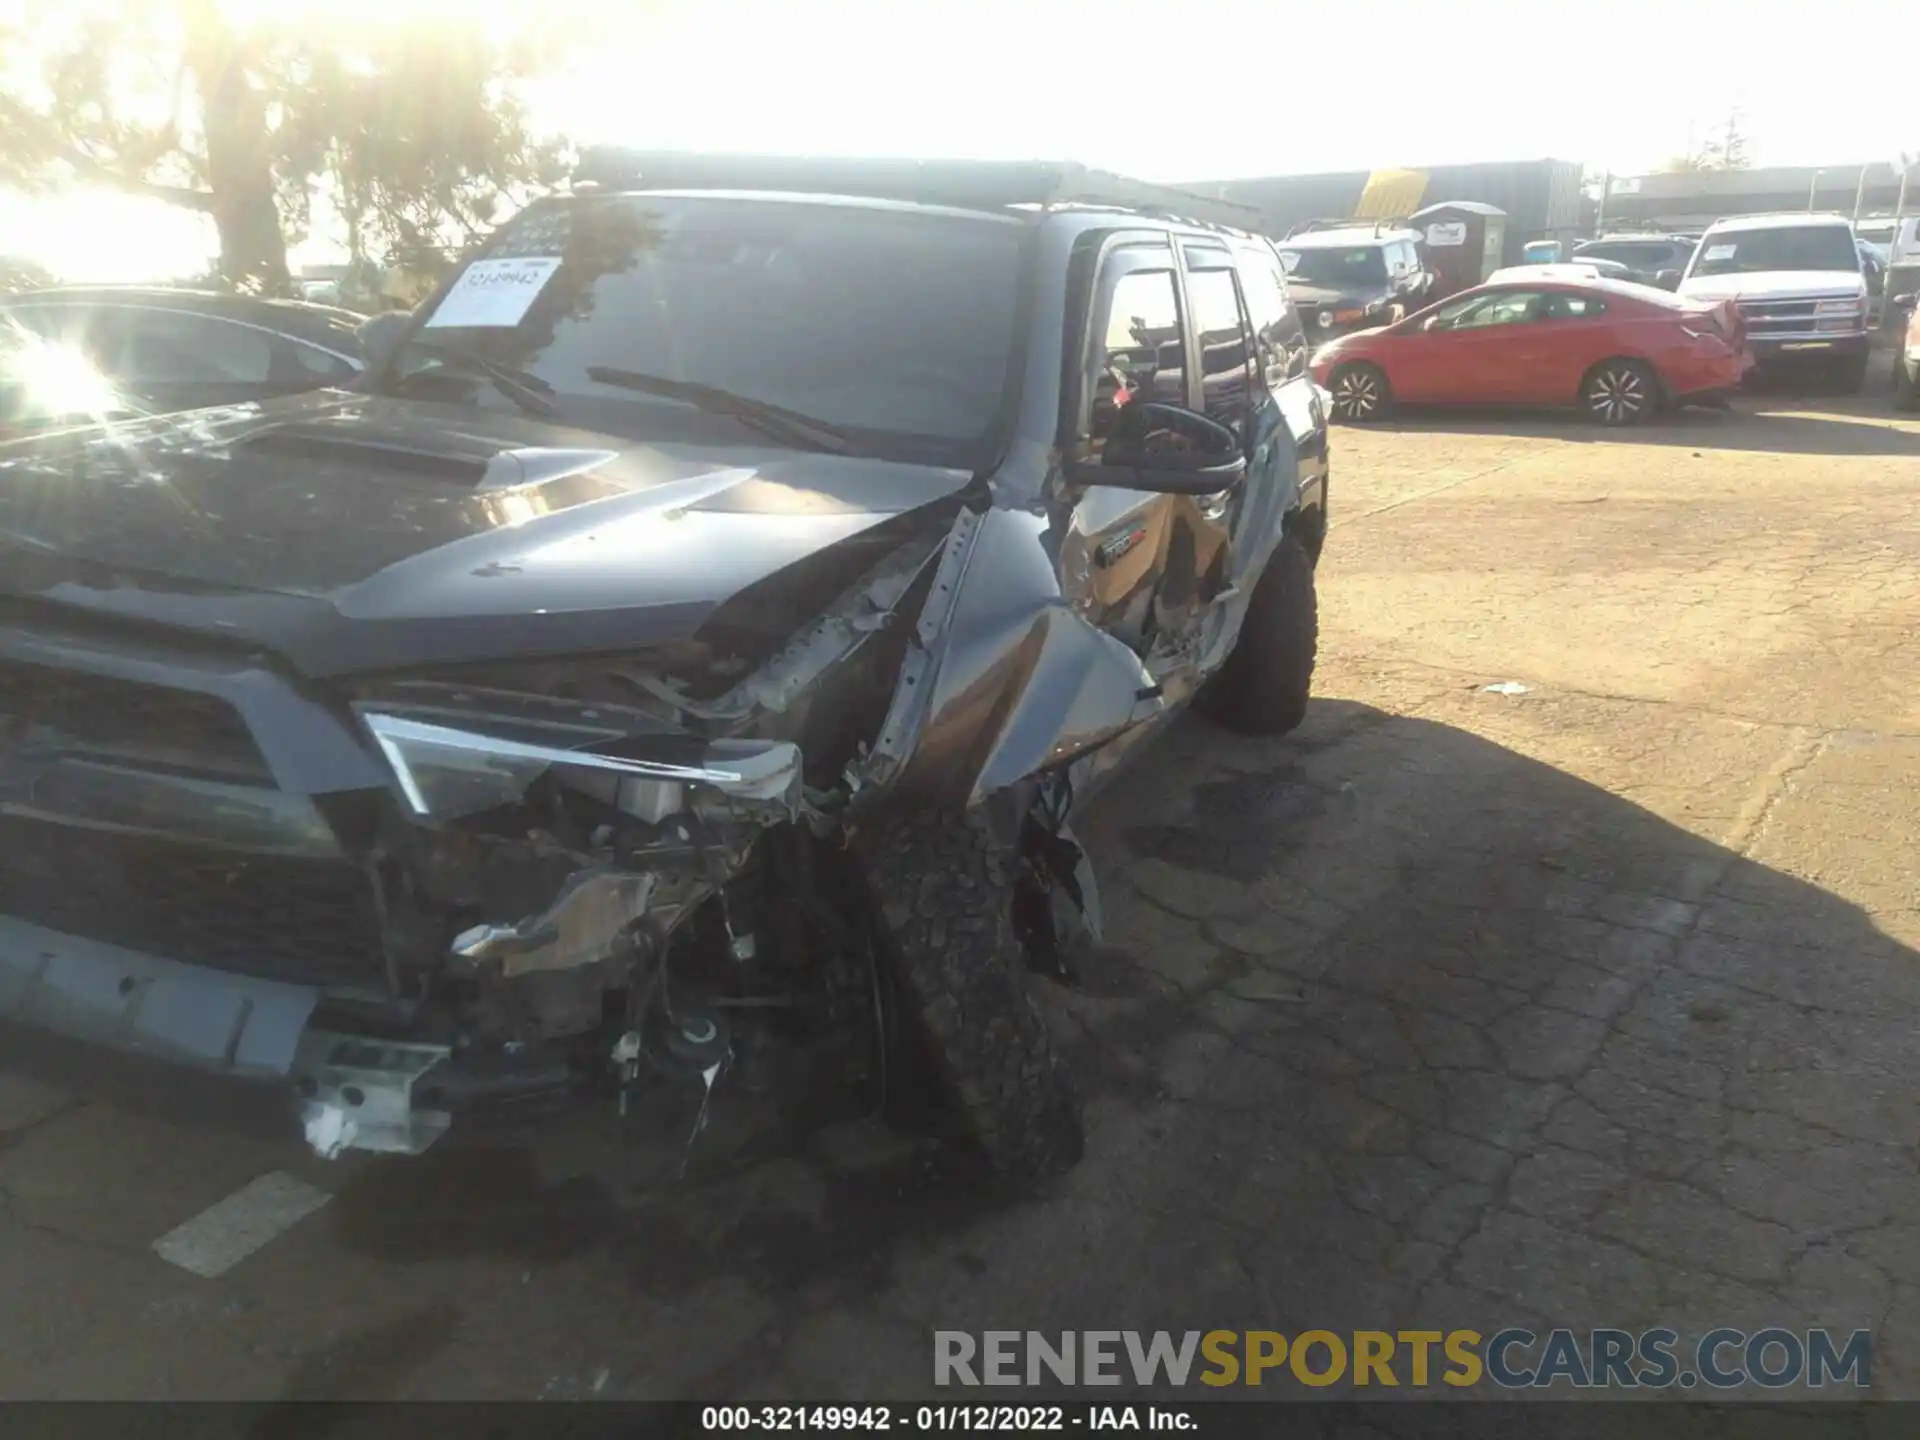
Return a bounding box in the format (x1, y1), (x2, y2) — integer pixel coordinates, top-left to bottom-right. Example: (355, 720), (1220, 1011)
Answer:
(700, 1405), (1195, 1431)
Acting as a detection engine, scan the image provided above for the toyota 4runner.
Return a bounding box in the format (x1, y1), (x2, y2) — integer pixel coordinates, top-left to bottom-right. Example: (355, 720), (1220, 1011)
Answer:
(0, 155), (1330, 1184)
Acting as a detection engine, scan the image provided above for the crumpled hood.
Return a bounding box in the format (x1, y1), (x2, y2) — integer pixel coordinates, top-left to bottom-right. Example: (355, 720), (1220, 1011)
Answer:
(1679, 270), (1867, 303)
(0, 391), (973, 677)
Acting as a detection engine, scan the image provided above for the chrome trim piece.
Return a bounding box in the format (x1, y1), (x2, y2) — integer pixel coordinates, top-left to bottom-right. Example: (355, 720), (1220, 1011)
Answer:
(362, 712), (748, 816)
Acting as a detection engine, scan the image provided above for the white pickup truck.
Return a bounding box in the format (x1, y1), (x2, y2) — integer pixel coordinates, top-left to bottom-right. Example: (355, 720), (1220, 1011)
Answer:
(1678, 213), (1871, 392)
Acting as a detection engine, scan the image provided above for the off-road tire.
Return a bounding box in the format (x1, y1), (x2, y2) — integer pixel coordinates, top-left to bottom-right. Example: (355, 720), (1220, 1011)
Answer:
(858, 809), (1084, 1183)
(1196, 532), (1318, 735)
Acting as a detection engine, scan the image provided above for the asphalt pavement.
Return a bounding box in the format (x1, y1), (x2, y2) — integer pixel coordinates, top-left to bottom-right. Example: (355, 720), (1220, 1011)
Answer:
(3, 371), (1919, 1402)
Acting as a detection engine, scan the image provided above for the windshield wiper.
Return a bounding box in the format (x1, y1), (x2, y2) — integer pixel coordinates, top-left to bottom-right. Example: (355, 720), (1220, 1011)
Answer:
(388, 336), (563, 422)
(584, 365), (851, 454)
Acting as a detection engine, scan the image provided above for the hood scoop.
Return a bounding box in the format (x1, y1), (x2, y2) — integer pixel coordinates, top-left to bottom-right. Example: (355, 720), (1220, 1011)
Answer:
(479, 446), (622, 493)
(234, 428), (618, 492)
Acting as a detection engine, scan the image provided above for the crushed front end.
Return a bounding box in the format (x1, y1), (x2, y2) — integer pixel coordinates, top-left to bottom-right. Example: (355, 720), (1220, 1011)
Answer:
(0, 523), (943, 1160)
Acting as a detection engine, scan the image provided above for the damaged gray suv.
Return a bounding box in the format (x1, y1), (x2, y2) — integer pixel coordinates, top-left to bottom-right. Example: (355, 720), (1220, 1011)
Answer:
(0, 154), (1329, 1183)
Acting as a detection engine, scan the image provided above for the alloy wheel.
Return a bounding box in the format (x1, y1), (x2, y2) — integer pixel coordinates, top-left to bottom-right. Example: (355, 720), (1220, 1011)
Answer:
(1586, 363), (1649, 425)
(1332, 366), (1382, 420)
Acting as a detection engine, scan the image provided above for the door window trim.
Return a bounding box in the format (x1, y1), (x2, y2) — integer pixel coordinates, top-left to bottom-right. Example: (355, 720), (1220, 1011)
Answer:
(1067, 234), (1192, 450)
(4, 300), (362, 373)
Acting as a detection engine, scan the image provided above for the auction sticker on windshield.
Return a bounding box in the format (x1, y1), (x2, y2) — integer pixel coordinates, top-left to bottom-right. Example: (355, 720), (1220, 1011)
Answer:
(425, 257), (562, 328)
(1702, 244), (1738, 262)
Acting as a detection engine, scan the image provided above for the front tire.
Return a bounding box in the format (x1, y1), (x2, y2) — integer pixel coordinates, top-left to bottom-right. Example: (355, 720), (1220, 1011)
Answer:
(1895, 353), (1920, 411)
(1329, 362), (1392, 423)
(858, 810), (1084, 1184)
(1830, 352), (1869, 396)
(1581, 358), (1658, 426)
(1196, 531), (1318, 735)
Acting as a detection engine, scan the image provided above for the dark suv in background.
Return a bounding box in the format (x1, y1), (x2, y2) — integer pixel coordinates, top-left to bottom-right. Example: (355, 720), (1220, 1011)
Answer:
(1570, 234), (1698, 289)
(1278, 226), (1433, 338)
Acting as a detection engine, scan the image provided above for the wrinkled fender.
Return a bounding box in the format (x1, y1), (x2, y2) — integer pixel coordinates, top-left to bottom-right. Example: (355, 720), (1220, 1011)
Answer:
(859, 505), (1167, 810)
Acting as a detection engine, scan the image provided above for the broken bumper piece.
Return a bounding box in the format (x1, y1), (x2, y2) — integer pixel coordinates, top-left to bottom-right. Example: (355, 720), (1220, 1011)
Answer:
(0, 917), (569, 1161)
(0, 915), (317, 1075)
(293, 1030), (452, 1159)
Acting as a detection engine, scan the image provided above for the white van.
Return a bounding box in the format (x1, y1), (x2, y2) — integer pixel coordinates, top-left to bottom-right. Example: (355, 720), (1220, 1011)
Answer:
(1678, 213), (1870, 391)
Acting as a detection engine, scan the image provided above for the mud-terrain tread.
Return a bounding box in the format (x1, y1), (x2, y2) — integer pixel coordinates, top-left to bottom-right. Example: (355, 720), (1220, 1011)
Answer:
(860, 809), (1084, 1183)
(1197, 532), (1318, 735)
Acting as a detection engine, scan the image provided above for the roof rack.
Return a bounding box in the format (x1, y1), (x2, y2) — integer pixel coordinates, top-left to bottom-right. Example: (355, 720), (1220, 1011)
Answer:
(1283, 216), (1411, 239)
(569, 149), (1263, 229)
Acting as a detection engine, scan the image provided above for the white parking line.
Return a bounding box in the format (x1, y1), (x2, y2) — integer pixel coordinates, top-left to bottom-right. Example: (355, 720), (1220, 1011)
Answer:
(151, 1170), (332, 1279)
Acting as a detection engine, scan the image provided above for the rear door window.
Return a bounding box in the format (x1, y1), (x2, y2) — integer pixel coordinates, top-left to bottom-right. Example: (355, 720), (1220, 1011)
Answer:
(1230, 245), (1302, 391)
(1181, 259), (1256, 438)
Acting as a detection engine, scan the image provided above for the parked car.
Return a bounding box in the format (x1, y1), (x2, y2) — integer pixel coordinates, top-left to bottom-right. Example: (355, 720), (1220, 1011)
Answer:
(0, 286), (363, 433)
(0, 155), (1331, 1184)
(1891, 286), (1920, 410)
(1570, 233), (1698, 289)
(0, 318), (134, 439)
(1276, 226), (1433, 338)
(1676, 213), (1872, 392)
(1488, 259), (1634, 285)
(1312, 272), (1748, 425)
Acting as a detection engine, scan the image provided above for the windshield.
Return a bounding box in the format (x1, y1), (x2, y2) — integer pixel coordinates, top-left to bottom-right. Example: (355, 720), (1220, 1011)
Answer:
(1689, 226), (1860, 277)
(388, 194), (1028, 465)
(1278, 246), (1389, 288)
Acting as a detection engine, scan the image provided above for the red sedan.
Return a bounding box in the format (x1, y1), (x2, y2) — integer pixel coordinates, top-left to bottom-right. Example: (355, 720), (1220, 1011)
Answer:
(1311, 273), (1751, 426)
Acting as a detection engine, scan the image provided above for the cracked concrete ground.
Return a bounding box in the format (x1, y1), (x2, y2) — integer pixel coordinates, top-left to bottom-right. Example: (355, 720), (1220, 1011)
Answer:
(3, 375), (1920, 1402)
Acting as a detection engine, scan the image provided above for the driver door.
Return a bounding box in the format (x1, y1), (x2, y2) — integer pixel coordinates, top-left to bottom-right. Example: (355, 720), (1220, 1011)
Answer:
(1060, 240), (1196, 656)
(1403, 289), (1548, 403)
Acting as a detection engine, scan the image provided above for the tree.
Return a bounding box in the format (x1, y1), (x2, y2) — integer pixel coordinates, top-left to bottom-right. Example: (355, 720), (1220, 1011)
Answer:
(0, 256), (57, 294)
(1655, 111), (1752, 175)
(1697, 110), (1750, 171)
(0, 1), (573, 294)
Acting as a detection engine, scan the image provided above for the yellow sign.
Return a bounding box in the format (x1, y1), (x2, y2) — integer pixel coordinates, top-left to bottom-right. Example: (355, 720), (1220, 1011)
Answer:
(1355, 168), (1429, 219)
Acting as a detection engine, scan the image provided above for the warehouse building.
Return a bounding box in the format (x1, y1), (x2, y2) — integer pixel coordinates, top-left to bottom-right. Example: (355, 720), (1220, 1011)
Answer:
(1181, 159), (1587, 262)
(1596, 163), (1908, 232)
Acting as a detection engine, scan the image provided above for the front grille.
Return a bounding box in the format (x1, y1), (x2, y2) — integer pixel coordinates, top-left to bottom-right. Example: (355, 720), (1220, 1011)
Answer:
(1735, 296), (1851, 341)
(0, 660), (266, 778)
(0, 815), (387, 988)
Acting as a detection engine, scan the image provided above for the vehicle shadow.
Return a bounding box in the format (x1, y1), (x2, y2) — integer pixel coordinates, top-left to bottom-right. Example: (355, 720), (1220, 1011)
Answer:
(1353, 364), (1920, 457)
(3, 700), (1918, 1399)
(325, 698), (1920, 1400)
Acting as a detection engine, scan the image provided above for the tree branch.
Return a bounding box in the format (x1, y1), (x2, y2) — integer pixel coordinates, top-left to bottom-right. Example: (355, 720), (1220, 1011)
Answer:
(0, 95), (214, 211)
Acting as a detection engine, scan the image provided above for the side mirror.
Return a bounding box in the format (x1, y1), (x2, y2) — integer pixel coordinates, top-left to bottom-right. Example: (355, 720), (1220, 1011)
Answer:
(1655, 270), (1682, 289)
(356, 311), (412, 376)
(1891, 292), (1918, 311)
(1067, 403), (1247, 495)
